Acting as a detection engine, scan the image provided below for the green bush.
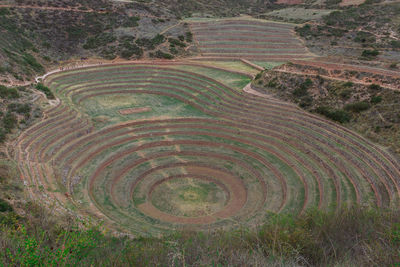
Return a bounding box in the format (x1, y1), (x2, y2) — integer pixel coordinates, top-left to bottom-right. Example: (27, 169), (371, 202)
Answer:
(390, 40), (400, 48)
(22, 53), (44, 73)
(123, 16), (140, 27)
(35, 83), (55, 100)
(185, 31), (193, 42)
(168, 38), (186, 47)
(8, 103), (31, 114)
(344, 101), (370, 112)
(100, 47), (117, 60)
(299, 96), (313, 108)
(83, 33), (116, 50)
(152, 34), (165, 46)
(7, 88), (19, 99)
(295, 24), (312, 37)
(361, 49), (379, 59)
(136, 34), (165, 50)
(0, 86), (19, 99)
(0, 128), (6, 143)
(169, 47), (178, 54)
(340, 89), (352, 99)
(119, 41), (143, 59)
(66, 26), (86, 40)
(293, 86), (308, 97)
(293, 78), (312, 97)
(153, 50), (174, 59)
(354, 31), (376, 43)
(0, 8), (10, 16)
(0, 205), (399, 266)
(3, 112), (17, 132)
(315, 106), (351, 123)
(267, 80), (278, 88)
(0, 199), (13, 212)
(371, 95), (382, 104)
(369, 83), (382, 90)
(343, 81), (354, 87)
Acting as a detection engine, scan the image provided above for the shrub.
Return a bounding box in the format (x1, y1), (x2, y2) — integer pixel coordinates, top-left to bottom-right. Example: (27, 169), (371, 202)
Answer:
(361, 49), (379, 59)
(35, 83), (55, 100)
(293, 79), (312, 97)
(295, 24), (312, 37)
(123, 16), (140, 27)
(354, 31), (376, 44)
(0, 86), (8, 98)
(340, 89), (352, 99)
(119, 42), (143, 59)
(315, 106), (351, 123)
(0, 128), (6, 143)
(3, 112), (17, 132)
(0, 8), (10, 16)
(302, 78), (313, 88)
(100, 47), (117, 60)
(1, 205), (398, 265)
(343, 81), (353, 87)
(344, 101), (370, 112)
(66, 26), (86, 40)
(168, 38), (186, 48)
(153, 50), (174, 59)
(169, 47), (178, 54)
(185, 31), (193, 42)
(293, 86), (308, 97)
(267, 80), (278, 88)
(369, 83), (382, 90)
(390, 40), (400, 48)
(8, 103), (31, 114)
(371, 95), (382, 104)
(0, 86), (19, 99)
(83, 33), (116, 50)
(7, 88), (19, 99)
(22, 53), (44, 73)
(152, 34), (165, 46)
(299, 96), (313, 108)
(0, 199), (13, 212)
(136, 34), (165, 49)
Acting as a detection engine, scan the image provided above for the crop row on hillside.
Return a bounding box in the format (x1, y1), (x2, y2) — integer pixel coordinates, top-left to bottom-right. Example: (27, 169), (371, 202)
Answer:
(190, 19), (310, 60)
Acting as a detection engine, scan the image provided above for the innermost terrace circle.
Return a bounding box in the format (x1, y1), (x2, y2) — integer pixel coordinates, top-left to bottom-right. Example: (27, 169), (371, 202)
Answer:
(150, 176), (229, 218)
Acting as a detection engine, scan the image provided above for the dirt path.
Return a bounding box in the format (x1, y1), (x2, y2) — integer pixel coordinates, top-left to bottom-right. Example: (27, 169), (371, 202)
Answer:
(243, 83), (273, 98)
(0, 4), (105, 13)
(160, 22), (182, 35)
(274, 68), (400, 91)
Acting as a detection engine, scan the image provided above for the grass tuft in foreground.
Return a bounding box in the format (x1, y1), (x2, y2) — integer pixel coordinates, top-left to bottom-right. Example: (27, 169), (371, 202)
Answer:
(0, 203), (399, 266)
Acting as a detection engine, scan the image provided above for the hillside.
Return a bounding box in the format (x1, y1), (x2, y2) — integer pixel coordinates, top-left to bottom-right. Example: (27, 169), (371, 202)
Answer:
(0, 0), (194, 83)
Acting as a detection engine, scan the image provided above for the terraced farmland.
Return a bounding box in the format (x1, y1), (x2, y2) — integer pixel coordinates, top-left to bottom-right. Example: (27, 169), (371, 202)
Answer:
(189, 18), (311, 60)
(14, 63), (400, 236)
